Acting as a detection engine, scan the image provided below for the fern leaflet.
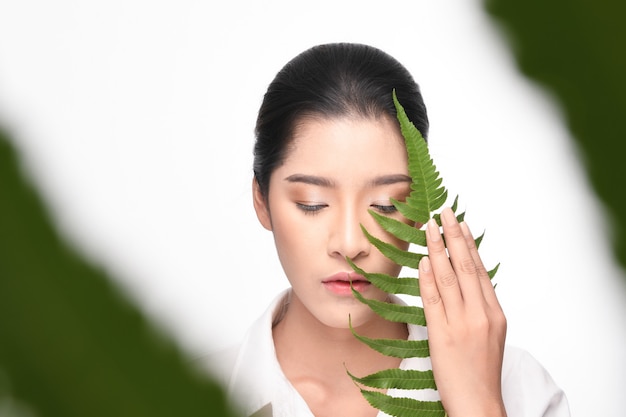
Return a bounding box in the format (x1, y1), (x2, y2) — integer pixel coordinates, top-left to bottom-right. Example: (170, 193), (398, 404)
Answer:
(346, 90), (498, 417)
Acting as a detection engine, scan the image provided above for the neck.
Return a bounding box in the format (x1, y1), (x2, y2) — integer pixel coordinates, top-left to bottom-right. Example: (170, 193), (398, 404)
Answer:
(272, 291), (407, 377)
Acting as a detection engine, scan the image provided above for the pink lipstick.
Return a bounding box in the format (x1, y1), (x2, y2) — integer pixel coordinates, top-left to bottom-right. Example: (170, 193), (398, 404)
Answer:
(322, 272), (370, 296)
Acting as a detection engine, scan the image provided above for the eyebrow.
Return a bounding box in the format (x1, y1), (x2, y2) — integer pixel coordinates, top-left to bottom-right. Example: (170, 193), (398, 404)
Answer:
(284, 174), (335, 187)
(368, 174), (412, 187)
(283, 173), (412, 188)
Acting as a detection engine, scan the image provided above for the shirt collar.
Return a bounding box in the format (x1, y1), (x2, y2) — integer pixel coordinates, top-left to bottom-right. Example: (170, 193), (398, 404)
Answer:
(227, 289), (434, 417)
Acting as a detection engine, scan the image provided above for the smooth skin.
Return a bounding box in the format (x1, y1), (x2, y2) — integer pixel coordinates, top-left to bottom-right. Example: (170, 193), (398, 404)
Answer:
(420, 209), (508, 417)
(254, 115), (411, 417)
(254, 115), (507, 417)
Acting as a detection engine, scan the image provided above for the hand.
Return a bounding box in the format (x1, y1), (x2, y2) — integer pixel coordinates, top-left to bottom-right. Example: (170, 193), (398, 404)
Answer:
(418, 207), (507, 417)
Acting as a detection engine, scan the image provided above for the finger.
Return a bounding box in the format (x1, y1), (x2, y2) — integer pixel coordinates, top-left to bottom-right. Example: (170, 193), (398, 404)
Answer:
(459, 221), (502, 309)
(426, 216), (463, 317)
(440, 208), (483, 303)
(418, 256), (446, 325)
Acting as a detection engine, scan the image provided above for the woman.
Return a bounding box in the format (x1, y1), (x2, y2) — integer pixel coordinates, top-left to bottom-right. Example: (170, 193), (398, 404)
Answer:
(205, 43), (570, 417)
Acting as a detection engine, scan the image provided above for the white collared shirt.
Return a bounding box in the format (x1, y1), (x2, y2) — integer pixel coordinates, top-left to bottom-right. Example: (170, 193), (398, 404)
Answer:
(202, 289), (570, 417)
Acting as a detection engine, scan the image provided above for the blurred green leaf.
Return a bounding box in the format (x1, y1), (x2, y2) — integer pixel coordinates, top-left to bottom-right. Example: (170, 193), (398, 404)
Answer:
(0, 128), (237, 417)
(483, 0), (626, 271)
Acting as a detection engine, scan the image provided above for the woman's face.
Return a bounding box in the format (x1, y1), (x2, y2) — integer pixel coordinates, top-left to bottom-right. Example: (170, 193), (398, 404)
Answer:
(253, 115), (414, 329)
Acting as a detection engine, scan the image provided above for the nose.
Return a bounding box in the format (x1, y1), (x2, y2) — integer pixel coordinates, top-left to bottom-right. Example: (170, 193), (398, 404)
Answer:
(327, 204), (371, 261)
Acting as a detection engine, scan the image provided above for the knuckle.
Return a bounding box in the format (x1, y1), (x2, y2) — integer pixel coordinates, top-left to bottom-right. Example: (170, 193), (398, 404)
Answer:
(438, 272), (458, 288)
(495, 312), (508, 330)
(471, 310), (507, 335)
(476, 264), (489, 278)
(423, 293), (442, 306)
(459, 258), (478, 275)
(474, 316), (490, 332)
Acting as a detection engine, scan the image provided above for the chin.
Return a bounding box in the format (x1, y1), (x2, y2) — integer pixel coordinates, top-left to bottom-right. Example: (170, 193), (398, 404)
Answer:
(319, 302), (380, 330)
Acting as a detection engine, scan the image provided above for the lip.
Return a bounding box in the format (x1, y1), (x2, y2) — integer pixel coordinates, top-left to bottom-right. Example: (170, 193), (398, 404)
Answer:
(322, 271), (371, 296)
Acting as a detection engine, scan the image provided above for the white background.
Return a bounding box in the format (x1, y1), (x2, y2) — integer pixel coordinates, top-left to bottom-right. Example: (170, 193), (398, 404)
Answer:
(1, 1), (625, 415)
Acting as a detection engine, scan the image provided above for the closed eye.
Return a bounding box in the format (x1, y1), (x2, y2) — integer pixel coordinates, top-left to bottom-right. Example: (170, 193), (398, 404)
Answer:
(296, 203), (328, 214)
(371, 204), (398, 214)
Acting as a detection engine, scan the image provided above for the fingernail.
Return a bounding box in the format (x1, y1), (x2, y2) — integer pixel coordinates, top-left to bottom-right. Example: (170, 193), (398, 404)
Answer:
(427, 218), (441, 242)
(420, 256), (431, 272)
(441, 207), (456, 226)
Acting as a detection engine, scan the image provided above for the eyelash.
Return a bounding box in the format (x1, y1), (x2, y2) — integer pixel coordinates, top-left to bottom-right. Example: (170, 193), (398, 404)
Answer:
(371, 204), (398, 214)
(296, 203), (398, 215)
(296, 203), (328, 214)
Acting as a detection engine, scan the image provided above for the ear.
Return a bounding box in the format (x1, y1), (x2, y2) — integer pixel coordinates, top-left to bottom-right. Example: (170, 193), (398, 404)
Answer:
(252, 178), (272, 231)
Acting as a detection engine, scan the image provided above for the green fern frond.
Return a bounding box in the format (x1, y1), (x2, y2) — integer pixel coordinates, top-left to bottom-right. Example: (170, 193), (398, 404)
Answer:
(432, 197), (464, 227)
(368, 210), (427, 246)
(351, 287), (426, 326)
(475, 230), (485, 249)
(346, 91), (499, 416)
(391, 199), (427, 224)
(361, 225), (423, 268)
(359, 390), (446, 417)
(349, 315), (430, 358)
(347, 259), (420, 296)
(488, 263), (500, 279)
(346, 368), (437, 390)
(350, 333), (431, 359)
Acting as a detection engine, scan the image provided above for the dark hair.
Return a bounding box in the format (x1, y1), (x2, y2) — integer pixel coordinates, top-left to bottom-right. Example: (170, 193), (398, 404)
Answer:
(253, 42), (429, 198)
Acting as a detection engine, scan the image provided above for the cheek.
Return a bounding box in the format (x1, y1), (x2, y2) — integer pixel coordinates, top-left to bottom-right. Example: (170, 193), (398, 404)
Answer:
(269, 207), (322, 269)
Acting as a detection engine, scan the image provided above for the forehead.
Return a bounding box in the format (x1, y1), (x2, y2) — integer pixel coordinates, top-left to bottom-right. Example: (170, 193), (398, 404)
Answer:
(282, 115), (408, 173)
